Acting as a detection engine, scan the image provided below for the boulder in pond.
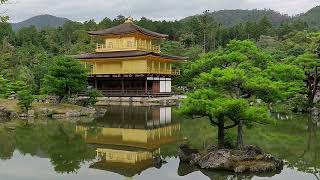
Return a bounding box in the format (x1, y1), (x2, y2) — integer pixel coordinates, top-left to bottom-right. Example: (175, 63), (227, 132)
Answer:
(178, 144), (283, 173)
(178, 144), (199, 162)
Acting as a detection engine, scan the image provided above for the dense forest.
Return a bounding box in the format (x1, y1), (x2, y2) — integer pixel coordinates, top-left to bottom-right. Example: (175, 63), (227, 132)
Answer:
(0, 7), (319, 101)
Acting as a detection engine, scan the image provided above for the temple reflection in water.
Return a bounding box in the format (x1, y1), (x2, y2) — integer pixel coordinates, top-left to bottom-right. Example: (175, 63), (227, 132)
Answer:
(76, 106), (180, 177)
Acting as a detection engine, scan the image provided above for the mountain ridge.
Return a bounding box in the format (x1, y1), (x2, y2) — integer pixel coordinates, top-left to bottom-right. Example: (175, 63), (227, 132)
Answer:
(183, 9), (291, 27)
(11, 14), (70, 31)
(9, 6), (320, 30)
(295, 6), (320, 29)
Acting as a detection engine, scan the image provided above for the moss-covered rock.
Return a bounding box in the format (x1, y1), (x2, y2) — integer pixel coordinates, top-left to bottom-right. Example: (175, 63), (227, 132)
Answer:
(178, 144), (283, 173)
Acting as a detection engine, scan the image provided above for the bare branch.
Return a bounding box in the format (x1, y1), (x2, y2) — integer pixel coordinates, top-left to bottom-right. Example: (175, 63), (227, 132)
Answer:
(209, 115), (219, 126)
(224, 122), (239, 129)
(191, 115), (206, 120)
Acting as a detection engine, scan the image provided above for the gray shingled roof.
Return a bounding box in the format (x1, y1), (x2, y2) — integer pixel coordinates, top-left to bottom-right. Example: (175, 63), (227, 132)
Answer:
(88, 22), (168, 38)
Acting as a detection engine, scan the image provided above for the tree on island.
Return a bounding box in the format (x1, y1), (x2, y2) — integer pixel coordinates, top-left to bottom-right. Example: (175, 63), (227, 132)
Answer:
(41, 56), (88, 103)
(181, 40), (305, 149)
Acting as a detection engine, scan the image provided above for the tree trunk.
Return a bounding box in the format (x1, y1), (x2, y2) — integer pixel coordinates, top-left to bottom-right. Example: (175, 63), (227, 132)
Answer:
(58, 95), (64, 104)
(307, 71), (319, 107)
(217, 117), (225, 149)
(236, 120), (244, 149)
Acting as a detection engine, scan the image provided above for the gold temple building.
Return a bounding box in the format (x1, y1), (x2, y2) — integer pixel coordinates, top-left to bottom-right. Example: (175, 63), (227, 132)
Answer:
(76, 17), (186, 97)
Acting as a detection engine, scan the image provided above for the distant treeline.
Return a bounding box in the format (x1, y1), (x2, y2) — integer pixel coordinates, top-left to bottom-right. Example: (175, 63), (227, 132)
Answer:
(0, 12), (312, 55)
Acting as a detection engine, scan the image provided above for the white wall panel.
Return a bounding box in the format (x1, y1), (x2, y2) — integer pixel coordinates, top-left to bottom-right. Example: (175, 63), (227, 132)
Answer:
(166, 81), (171, 93)
(160, 81), (166, 92)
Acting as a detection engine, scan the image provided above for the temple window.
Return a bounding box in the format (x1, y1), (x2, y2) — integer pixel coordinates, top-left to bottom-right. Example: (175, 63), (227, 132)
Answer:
(107, 42), (113, 48)
(127, 41), (133, 48)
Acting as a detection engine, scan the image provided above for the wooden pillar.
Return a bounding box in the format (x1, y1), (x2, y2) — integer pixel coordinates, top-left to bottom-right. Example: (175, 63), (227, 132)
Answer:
(122, 76), (124, 94)
(145, 39), (147, 49)
(151, 60), (154, 72)
(149, 40), (152, 50)
(145, 78), (148, 94)
(94, 76), (97, 89)
(164, 63), (167, 74)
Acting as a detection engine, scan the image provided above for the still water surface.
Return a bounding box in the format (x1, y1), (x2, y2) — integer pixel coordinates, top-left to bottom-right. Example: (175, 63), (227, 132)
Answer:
(0, 106), (319, 180)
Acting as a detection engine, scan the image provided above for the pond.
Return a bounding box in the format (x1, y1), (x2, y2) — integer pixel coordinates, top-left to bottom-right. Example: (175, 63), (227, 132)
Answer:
(0, 106), (319, 180)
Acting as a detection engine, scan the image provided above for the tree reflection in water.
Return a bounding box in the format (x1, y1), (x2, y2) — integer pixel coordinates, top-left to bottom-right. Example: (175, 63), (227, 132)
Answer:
(292, 116), (320, 180)
(0, 121), (96, 173)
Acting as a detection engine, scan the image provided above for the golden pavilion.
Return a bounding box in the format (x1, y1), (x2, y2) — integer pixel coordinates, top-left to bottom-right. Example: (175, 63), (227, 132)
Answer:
(76, 17), (185, 97)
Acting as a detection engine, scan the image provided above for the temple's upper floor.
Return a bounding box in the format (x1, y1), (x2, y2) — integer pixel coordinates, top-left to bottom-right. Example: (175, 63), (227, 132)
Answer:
(88, 17), (167, 53)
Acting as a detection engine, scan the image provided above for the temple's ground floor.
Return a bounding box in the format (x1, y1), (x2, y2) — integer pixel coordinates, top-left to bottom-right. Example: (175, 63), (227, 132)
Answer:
(88, 75), (173, 97)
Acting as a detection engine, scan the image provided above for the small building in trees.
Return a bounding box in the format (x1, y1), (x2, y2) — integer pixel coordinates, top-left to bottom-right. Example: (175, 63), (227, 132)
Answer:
(76, 17), (185, 97)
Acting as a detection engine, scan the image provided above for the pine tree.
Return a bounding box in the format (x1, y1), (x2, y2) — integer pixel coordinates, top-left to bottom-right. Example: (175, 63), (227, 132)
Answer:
(258, 16), (272, 36)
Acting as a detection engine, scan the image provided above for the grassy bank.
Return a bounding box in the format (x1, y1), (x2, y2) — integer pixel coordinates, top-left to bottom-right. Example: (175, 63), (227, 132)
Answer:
(0, 98), (86, 114)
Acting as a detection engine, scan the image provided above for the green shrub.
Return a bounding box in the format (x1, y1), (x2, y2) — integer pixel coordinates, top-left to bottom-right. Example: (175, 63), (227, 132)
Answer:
(289, 94), (309, 112)
(84, 89), (102, 107)
(17, 88), (34, 112)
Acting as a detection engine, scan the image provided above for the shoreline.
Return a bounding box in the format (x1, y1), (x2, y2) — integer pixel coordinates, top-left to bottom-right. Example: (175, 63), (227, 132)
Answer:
(0, 98), (102, 119)
(95, 95), (186, 106)
(0, 95), (186, 120)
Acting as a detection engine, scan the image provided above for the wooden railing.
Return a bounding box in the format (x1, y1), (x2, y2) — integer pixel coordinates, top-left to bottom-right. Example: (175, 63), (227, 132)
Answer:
(96, 40), (161, 53)
(147, 67), (180, 75)
(84, 63), (180, 76)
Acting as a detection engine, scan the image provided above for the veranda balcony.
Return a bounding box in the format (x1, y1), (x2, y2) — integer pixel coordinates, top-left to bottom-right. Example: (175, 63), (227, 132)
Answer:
(86, 66), (180, 76)
(96, 40), (161, 53)
(146, 67), (180, 75)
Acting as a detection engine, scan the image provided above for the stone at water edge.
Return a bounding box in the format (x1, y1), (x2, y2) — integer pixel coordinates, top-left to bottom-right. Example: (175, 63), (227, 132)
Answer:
(0, 106), (10, 117)
(80, 107), (97, 116)
(27, 110), (35, 117)
(178, 144), (284, 173)
(10, 112), (18, 118)
(178, 144), (199, 162)
(52, 113), (66, 119)
(38, 108), (49, 117)
(65, 111), (81, 117)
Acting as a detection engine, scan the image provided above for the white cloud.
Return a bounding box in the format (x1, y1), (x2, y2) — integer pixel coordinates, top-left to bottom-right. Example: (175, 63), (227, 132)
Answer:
(4, 0), (320, 23)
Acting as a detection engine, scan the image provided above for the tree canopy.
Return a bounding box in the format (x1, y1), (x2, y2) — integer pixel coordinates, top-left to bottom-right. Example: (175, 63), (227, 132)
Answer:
(181, 40), (305, 149)
(41, 56), (88, 102)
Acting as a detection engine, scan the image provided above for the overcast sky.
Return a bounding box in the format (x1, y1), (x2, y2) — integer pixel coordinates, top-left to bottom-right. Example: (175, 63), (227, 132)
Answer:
(3, 0), (320, 23)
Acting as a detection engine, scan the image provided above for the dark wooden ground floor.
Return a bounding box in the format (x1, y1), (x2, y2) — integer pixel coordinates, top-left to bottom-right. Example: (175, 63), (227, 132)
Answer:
(88, 76), (172, 97)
